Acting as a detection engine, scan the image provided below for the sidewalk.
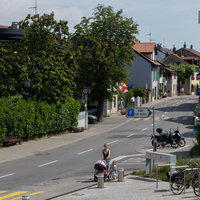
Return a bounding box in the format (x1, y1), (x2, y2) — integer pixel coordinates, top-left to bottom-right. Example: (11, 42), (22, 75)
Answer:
(54, 175), (198, 200)
(0, 95), (194, 164)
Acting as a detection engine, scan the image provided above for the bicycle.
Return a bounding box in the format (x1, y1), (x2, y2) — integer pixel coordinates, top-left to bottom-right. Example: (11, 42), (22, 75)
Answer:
(171, 163), (199, 195)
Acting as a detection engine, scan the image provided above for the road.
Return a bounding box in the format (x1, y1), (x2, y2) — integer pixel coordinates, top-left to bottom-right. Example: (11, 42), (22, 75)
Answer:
(0, 96), (198, 200)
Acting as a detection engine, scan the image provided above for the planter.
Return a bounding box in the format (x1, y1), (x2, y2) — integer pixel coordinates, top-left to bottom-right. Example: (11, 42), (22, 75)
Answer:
(120, 110), (126, 115)
(73, 127), (84, 133)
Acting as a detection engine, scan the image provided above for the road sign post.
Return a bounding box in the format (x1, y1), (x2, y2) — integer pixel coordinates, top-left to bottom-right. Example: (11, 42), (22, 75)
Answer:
(82, 87), (89, 107)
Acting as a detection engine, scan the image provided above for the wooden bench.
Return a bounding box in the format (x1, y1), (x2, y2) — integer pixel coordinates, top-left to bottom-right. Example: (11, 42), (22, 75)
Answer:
(3, 136), (21, 147)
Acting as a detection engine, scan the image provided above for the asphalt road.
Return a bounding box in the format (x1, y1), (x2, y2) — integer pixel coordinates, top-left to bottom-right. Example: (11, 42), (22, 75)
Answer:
(0, 96), (198, 200)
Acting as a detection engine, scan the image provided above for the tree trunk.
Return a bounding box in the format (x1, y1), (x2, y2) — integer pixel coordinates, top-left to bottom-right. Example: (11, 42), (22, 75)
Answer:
(97, 100), (104, 122)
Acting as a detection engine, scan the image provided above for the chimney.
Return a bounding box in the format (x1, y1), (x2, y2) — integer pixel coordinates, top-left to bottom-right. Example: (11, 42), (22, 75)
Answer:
(191, 45), (193, 49)
(173, 45), (176, 53)
(12, 22), (19, 29)
(184, 41), (186, 48)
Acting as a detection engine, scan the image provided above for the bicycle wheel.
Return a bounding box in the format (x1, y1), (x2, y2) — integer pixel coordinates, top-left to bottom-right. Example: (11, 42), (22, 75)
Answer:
(179, 138), (186, 147)
(193, 181), (200, 197)
(171, 176), (184, 195)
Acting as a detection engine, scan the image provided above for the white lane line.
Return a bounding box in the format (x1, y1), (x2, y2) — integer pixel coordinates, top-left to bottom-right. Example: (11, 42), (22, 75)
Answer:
(111, 154), (145, 163)
(162, 115), (164, 117)
(165, 112), (167, 114)
(141, 128), (148, 131)
(127, 133), (135, 138)
(158, 120), (160, 121)
(77, 149), (93, 155)
(107, 140), (118, 145)
(0, 173), (14, 179)
(38, 160), (58, 167)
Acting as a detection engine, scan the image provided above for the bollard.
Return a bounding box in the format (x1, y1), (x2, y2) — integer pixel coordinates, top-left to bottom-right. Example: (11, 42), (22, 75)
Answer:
(22, 195), (30, 200)
(98, 173), (104, 188)
(118, 168), (124, 182)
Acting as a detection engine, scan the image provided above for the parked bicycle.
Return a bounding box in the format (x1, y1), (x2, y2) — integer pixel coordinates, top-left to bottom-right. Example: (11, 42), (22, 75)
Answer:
(171, 163), (199, 195)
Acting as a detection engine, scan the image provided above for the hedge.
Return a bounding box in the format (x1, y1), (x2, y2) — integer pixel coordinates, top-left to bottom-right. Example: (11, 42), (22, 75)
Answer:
(0, 96), (81, 146)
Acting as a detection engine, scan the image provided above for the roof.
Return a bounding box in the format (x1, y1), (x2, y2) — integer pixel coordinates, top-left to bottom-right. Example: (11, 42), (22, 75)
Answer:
(156, 60), (180, 72)
(133, 42), (157, 55)
(176, 47), (200, 57)
(134, 49), (161, 66)
(0, 24), (10, 28)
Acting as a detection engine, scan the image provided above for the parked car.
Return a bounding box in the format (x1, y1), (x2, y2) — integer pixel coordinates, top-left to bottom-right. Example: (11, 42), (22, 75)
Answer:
(87, 105), (98, 116)
(88, 115), (97, 124)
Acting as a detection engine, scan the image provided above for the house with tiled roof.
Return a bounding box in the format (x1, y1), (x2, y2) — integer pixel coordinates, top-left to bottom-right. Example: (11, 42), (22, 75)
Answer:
(126, 42), (162, 101)
(162, 42), (200, 95)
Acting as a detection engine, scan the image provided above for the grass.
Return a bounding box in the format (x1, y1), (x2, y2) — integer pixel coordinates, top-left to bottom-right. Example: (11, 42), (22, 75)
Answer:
(132, 156), (200, 182)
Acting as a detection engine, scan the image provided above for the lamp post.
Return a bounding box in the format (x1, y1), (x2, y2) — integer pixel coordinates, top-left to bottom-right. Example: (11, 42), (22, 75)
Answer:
(24, 77), (30, 102)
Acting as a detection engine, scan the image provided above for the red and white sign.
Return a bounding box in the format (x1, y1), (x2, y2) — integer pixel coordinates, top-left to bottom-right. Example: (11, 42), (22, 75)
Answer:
(82, 88), (89, 98)
(119, 83), (128, 93)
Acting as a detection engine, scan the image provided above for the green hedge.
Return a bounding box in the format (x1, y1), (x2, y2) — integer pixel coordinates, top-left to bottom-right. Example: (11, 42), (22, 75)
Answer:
(0, 96), (81, 145)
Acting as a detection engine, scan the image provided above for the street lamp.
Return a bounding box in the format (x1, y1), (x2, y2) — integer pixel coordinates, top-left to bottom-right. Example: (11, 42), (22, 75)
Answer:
(24, 77), (30, 102)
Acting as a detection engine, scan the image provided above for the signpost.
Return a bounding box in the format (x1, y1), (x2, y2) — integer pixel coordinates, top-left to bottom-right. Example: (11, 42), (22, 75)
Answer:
(82, 87), (89, 107)
(126, 108), (152, 118)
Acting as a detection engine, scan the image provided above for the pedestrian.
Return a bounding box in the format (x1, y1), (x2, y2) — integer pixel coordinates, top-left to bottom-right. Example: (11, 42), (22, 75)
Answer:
(181, 87), (184, 96)
(108, 160), (117, 180)
(102, 143), (111, 169)
(118, 98), (124, 110)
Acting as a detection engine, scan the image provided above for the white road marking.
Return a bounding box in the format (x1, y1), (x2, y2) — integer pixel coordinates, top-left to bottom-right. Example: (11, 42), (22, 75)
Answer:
(0, 173), (14, 179)
(162, 115), (164, 117)
(107, 140), (118, 145)
(77, 149), (93, 155)
(38, 160), (58, 167)
(158, 120), (160, 121)
(127, 133), (135, 138)
(151, 123), (156, 126)
(165, 112), (167, 114)
(141, 128), (148, 131)
(111, 154), (145, 163)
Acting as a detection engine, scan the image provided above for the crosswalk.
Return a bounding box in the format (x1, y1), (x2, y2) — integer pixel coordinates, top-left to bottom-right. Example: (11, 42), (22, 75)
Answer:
(0, 190), (43, 200)
(133, 116), (190, 121)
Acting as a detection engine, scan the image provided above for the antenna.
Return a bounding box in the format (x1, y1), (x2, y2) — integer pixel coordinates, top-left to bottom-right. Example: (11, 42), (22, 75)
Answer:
(146, 29), (156, 42)
(28, 0), (37, 14)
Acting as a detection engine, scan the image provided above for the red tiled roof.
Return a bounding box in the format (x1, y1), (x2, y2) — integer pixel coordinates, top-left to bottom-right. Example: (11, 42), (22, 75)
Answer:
(133, 42), (157, 54)
(0, 24), (10, 28)
(182, 56), (199, 60)
(176, 47), (200, 57)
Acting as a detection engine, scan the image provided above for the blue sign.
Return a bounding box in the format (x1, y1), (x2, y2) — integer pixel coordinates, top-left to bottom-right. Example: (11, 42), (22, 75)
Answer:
(197, 88), (200, 95)
(127, 108), (135, 117)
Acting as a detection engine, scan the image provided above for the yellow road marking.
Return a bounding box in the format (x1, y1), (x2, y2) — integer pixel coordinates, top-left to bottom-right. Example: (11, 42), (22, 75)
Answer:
(143, 117), (150, 121)
(155, 117), (160, 120)
(0, 191), (27, 200)
(0, 191), (8, 194)
(182, 117), (188, 120)
(11, 191), (43, 200)
(30, 191), (43, 196)
(163, 117), (169, 120)
(173, 117), (178, 120)
(133, 118), (141, 121)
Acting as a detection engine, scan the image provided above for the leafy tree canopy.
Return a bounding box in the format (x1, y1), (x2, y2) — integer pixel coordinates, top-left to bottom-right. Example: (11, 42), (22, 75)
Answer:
(168, 63), (195, 85)
(73, 4), (138, 120)
(0, 12), (78, 103)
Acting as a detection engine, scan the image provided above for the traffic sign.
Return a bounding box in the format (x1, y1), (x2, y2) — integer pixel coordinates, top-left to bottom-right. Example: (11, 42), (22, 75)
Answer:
(82, 88), (89, 95)
(126, 107), (152, 118)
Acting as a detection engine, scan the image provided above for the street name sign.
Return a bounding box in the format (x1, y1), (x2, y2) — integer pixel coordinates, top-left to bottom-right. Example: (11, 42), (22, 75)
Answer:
(126, 107), (152, 118)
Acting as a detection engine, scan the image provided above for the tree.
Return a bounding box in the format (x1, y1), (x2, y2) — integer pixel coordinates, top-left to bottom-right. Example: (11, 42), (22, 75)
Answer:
(168, 63), (195, 86)
(0, 13), (78, 103)
(73, 4), (138, 121)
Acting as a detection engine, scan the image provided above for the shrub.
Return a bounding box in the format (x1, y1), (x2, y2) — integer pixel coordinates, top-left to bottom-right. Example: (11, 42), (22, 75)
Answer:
(131, 87), (146, 98)
(0, 96), (81, 145)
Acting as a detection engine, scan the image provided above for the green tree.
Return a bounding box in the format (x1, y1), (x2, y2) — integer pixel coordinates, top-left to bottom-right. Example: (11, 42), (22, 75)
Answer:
(73, 4), (138, 121)
(132, 87), (146, 98)
(0, 12), (78, 103)
(168, 63), (195, 86)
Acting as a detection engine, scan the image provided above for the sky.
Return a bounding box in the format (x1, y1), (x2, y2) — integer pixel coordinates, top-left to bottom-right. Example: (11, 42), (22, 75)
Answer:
(1, 0), (200, 52)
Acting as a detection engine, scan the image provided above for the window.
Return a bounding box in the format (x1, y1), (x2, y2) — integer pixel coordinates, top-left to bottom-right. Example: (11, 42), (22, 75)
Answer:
(192, 74), (195, 80)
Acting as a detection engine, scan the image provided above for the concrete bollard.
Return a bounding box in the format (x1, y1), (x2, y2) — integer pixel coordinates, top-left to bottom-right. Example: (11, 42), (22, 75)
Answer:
(98, 173), (104, 188)
(22, 195), (30, 200)
(118, 168), (124, 182)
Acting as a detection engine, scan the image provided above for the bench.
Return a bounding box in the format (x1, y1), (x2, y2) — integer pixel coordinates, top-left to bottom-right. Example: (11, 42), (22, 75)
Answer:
(3, 136), (21, 147)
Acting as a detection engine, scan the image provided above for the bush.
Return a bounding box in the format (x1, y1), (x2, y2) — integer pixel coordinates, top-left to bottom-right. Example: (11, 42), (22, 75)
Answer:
(0, 96), (81, 145)
(131, 87), (146, 98)
(125, 90), (134, 107)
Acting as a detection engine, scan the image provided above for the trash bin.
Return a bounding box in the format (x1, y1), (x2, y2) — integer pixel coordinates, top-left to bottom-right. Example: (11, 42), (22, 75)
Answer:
(22, 195), (30, 200)
(118, 168), (124, 182)
(98, 173), (104, 188)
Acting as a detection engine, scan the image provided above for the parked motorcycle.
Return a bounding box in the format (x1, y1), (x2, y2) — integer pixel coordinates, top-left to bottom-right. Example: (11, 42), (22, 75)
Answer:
(151, 128), (178, 148)
(172, 127), (186, 147)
